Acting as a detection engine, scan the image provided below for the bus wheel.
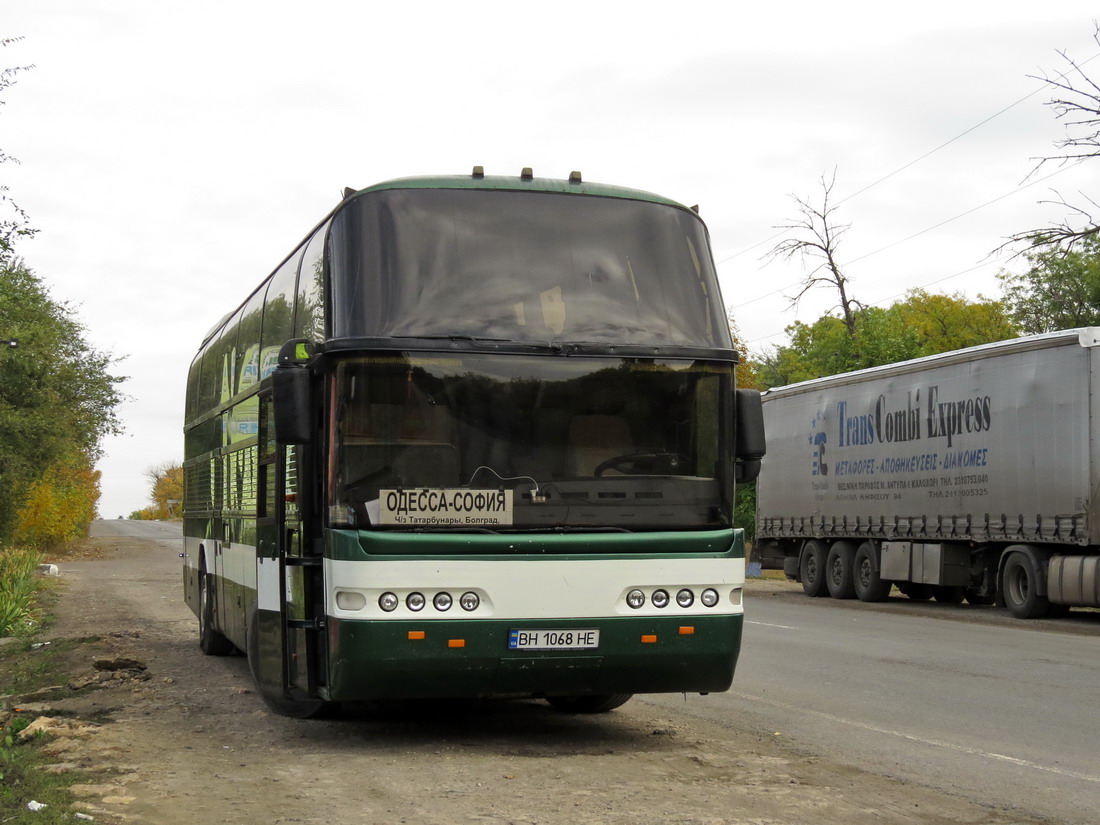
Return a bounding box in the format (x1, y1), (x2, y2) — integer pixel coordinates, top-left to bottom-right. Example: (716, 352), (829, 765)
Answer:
(246, 611), (332, 718)
(799, 540), (829, 597)
(546, 694), (632, 713)
(198, 567), (235, 656)
(825, 541), (856, 599)
(1001, 552), (1050, 619)
(853, 542), (891, 602)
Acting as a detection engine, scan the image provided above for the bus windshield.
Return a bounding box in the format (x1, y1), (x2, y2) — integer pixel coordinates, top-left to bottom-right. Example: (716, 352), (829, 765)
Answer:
(328, 188), (729, 349)
(328, 353), (732, 532)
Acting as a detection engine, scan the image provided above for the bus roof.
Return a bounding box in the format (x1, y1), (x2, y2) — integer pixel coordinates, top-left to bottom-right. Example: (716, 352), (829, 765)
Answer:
(348, 169), (693, 211)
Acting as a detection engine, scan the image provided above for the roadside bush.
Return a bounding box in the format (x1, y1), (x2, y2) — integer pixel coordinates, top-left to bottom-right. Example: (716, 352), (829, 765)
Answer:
(12, 452), (99, 550)
(0, 545), (43, 637)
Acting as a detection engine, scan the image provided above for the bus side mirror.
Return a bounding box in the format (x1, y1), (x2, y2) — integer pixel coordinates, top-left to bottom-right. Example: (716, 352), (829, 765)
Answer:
(735, 388), (766, 484)
(272, 367), (312, 445)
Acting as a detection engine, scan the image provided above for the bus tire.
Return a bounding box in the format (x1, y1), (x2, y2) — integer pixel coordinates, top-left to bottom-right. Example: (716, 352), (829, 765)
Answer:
(199, 568), (235, 656)
(853, 542), (891, 602)
(246, 610), (332, 718)
(1001, 552), (1050, 619)
(825, 541), (857, 599)
(546, 694), (632, 714)
(799, 540), (829, 598)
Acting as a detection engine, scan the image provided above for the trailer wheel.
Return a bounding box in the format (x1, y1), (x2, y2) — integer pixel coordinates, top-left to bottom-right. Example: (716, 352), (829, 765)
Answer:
(825, 541), (857, 599)
(799, 540), (829, 597)
(853, 542), (891, 602)
(198, 566), (235, 656)
(1001, 552), (1050, 619)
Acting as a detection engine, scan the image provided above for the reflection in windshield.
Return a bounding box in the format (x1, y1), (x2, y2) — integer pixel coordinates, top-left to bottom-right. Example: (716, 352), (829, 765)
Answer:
(328, 354), (732, 532)
(328, 188), (730, 349)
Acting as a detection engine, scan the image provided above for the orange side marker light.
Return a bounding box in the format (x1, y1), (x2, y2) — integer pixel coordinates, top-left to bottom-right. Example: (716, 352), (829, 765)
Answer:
(641, 634), (658, 644)
(448, 639), (466, 648)
(679, 626), (695, 635)
(408, 631), (425, 640)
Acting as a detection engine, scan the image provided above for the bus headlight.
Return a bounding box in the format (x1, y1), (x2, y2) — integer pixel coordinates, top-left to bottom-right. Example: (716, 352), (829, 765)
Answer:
(700, 588), (719, 607)
(459, 591), (480, 611)
(676, 588), (694, 608)
(651, 589), (670, 608)
(406, 592), (426, 612)
(434, 592), (453, 611)
(626, 589), (646, 609)
(378, 592), (399, 612)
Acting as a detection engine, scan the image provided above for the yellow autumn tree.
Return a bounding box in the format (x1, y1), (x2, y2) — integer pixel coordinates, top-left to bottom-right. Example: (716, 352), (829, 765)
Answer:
(13, 450), (101, 549)
(132, 461), (183, 520)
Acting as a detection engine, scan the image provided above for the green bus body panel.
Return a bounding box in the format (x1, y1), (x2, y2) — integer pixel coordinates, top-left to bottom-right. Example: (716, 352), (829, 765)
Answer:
(352, 175), (689, 211)
(327, 527), (744, 561)
(324, 614), (743, 701)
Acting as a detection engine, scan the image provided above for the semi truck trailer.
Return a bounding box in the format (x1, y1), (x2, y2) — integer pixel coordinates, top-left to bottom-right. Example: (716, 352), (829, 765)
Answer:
(754, 328), (1100, 619)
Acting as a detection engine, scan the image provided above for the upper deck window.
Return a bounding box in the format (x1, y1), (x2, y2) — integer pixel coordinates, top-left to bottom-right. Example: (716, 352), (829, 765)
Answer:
(328, 188), (729, 349)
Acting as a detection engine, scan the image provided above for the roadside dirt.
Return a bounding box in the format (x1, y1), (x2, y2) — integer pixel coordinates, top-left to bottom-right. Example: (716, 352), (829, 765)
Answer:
(2, 532), (1049, 825)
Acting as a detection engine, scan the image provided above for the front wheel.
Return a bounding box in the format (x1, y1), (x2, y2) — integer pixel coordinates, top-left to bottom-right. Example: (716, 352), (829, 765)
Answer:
(1001, 552), (1050, 619)
(546, 694), (632, 713)
(246, 610), (333, 718)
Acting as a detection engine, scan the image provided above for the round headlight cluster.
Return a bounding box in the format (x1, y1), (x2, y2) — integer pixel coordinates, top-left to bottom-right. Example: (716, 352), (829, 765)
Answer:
(624, 587), (723, 610)
(376, 590), (482, 614)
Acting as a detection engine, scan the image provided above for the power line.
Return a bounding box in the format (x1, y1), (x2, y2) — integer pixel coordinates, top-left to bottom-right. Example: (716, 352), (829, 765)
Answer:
(715, 49), (1100, 270)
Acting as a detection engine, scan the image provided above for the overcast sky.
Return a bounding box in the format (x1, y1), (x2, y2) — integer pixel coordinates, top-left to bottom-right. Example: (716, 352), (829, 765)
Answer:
(5, 1), (1100, 518)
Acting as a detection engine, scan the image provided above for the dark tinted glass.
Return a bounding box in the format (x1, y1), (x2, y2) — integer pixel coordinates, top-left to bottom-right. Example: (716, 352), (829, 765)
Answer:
(328, 353), (732, 532)
(329, 189), (729, 348)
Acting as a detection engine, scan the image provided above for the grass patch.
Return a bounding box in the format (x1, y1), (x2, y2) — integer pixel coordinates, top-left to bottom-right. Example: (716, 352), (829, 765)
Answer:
(0, 545), (47, 638)
(1, 573), (111, 824)
(0, 730), (100, 825)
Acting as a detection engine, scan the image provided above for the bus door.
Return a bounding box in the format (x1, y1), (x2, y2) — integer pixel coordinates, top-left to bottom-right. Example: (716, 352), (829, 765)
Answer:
(253, 383), (325, 706)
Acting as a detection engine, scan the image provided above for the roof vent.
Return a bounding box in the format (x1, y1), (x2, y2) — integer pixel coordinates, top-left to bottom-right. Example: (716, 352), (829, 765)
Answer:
(472, 166), (485, 178)
(521, 167), (534, 180)
(569, 171), (582, 183)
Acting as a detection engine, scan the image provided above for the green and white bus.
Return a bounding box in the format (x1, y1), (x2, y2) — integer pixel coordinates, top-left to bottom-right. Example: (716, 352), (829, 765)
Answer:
(182, 169), (766, 717)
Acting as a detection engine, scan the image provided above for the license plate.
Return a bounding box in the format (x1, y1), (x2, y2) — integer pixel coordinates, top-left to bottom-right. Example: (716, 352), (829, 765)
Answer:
(508, 628), (600, 650)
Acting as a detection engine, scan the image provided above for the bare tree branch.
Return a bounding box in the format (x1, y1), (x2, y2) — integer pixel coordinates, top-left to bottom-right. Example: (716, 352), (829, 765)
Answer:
(766, 170), (862, 334)
(1009, 24), (1100, 252)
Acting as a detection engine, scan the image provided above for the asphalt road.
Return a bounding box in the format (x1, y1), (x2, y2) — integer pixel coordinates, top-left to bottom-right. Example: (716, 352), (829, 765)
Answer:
(644, 586), (1100, 825)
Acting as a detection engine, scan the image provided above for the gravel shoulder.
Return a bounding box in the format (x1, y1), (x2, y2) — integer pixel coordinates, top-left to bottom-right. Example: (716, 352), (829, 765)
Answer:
(2, 529), (1049, 824)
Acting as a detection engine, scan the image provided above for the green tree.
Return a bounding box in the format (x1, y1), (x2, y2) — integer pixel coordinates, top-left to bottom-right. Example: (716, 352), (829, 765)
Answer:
(144, 461), (183, 519)
(997, 235), (1100, 333)
(0, 260), (125, 543)
(757, 290), (1017, 388)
